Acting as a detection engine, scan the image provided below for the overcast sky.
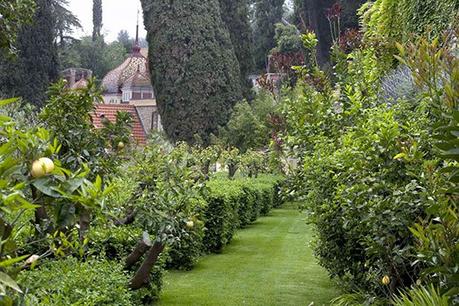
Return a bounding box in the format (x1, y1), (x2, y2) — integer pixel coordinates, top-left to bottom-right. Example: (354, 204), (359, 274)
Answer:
(68, 0), (147, 42)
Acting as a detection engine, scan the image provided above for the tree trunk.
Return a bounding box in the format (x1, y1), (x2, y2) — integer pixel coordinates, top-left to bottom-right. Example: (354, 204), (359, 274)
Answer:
(129, 241), (165, 290)
(201, 160), (210, 176)
(114, 208), (137, 226)
(32, 186), (52, 236)
(78, 208), (91, 242)
(125, 234), (152, 270)
(304, 0), (335, 66)
(228, 164), (238, 179)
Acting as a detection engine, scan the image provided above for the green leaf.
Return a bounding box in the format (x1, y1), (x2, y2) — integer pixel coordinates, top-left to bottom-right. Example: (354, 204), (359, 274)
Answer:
(0, 98), (19, 107)
(32, 178), (62, 198)
(0, 272), (22, 293)
(0, 255), (29, 268)
(393, 153), (406, 160)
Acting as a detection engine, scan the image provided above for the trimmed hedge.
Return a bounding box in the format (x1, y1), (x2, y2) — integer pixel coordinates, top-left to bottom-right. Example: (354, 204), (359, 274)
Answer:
(88, 225), (143, 259)
(166, 218), (206, 271)
(87, 225), (166, 299)
(19, 258), (134, 306)
(203, 175), (284, 253)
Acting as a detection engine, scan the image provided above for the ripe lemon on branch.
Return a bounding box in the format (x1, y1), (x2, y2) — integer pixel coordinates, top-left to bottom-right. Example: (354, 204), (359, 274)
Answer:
(31, 158), (55, 178)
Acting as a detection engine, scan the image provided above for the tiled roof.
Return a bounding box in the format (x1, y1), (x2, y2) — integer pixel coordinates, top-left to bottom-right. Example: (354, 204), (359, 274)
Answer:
(122, 71), (152, 89)
(101, 53), (149, 94)
(92, 104), (147, 145)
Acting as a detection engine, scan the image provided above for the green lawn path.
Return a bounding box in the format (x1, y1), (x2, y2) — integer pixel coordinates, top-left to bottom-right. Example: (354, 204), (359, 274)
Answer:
(158, 203), (339, 306)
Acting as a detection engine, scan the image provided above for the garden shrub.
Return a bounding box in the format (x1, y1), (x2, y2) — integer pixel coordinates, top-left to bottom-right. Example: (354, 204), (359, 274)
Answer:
(238, 184), (259, 227)
(203, 179), (242, 253)
(19, 257), (134, 306)
(88, 225), (143, 259)
(359, 0), (458, 47)
(203, 175), (284, 253)
(166, 198), (207, 270)
(278, 20), (459, 303)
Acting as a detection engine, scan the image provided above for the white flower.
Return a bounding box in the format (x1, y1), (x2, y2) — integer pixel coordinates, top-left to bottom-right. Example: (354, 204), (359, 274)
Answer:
(25, 255), (40, 265)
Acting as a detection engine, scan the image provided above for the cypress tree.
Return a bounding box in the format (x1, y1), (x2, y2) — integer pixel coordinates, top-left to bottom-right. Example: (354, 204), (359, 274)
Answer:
(218, 0), (254, 98)
(253, 0), (284, 70)
(92, 0), (102, 41)
(16, 0), (59, 107)
(141, 0), (243, 144)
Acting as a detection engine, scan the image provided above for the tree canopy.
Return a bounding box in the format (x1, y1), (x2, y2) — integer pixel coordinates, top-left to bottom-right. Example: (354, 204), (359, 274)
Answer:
(141, 0), (242, 144)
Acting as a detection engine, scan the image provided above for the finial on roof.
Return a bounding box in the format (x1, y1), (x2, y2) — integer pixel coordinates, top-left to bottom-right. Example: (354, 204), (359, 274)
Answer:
(132, 8), (141, 54)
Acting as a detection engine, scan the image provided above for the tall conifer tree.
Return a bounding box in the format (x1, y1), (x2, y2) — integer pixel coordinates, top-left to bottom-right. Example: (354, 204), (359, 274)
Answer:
(219, 0), (254, 98)
(16, 0), (59, 107)
(92, 0), (102, 41)
(253, 0), (284, 70)
(141, 0), (242, 144)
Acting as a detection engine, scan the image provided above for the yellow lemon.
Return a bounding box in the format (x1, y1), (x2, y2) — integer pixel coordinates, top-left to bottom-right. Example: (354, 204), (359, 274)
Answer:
(186, 220), (194, 229)
(31, 158), (55, 178)
(382, 275), (390, 285)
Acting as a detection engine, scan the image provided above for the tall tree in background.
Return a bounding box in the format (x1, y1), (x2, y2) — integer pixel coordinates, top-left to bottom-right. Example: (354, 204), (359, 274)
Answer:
(89, 0), (104, 79)
(141, 0), (242, 144)
(92, 0), (102, 41)
(15, 0), (59, 107)
(0, 0), (36, 97)
(52, 0), (81, 47)
(219, 0), (254, 98)
(300, 0), (365, 65)
(292, 0), (308, 31)
(117, 30), (132, 54)
(253, 0), (284, 70)
(0, 0), (36, 54)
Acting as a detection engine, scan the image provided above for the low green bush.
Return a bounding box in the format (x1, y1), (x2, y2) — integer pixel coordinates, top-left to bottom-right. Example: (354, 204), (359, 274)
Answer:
(203, 175), (284, 253)
(203, 180), (242, 253)
(166, 197), (207, 270)
(19, 257), (134, 306)
(88, 225), (143, 259)
(87, 226), (166, 299)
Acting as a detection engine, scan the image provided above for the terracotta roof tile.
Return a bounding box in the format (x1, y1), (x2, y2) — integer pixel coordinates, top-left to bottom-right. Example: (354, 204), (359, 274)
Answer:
(92, 104), (147, 145)
(101, 54), (149, 94)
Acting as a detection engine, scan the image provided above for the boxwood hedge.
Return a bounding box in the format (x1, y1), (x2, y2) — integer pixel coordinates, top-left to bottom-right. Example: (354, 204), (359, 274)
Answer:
(203, 175), (284, 253)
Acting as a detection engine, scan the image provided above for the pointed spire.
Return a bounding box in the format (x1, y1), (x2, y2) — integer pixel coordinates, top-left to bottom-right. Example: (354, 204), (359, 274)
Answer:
(132, 8), (141, 54)
(136, 8), (139, 44)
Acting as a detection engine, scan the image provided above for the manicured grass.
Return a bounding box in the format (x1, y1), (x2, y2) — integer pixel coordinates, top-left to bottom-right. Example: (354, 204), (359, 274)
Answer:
(158, 203), (339, 306)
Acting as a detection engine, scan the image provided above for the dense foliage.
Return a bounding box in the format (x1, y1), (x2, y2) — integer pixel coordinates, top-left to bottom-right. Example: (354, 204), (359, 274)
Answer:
(279, 16), (458, 305)
(204, 175), (283, 253)
(218, 0), (254, 98)
(15, 0), (59, 107)
(0, 0), (35, 54)
(19, 258), (134, 305)
(253, 0), (285, 70)
(360, 0), (459, 58)
(141, 0), (243, 144)
(219, 90), (277, 153)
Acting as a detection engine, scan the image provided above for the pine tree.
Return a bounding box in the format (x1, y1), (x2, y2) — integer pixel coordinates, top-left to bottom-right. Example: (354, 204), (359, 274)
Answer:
(16, 0), (59, 107)
(218, 0), (254, 98)
(253, 0), (284, 70)
(92, 0), (102, 41)
(141, 0), (243, 144)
